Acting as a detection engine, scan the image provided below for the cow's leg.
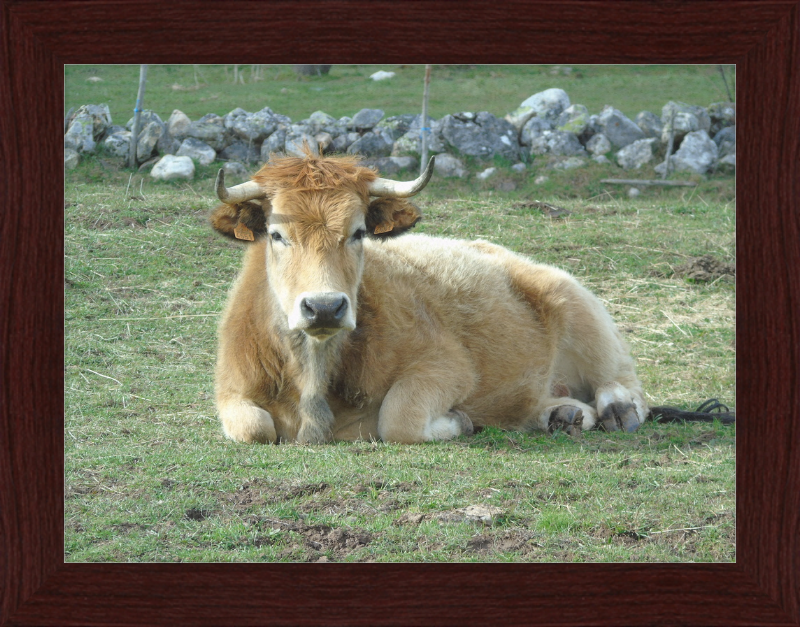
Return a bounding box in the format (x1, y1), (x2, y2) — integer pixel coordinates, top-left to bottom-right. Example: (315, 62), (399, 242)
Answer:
(526, 397), (598, 434)
(377, 346), (477, 444)
(217, 396), (277, 444)
(595, 381), (648, 433)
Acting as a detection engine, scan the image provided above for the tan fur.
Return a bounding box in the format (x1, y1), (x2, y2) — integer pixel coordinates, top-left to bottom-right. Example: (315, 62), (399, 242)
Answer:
(213, 154), (648, 444)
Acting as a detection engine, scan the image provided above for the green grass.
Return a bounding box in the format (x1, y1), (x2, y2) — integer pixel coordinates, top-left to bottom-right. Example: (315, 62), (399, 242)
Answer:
(65, 64), (735, 126)
(65, 158), (734, 563)
(65, 65), (734, 563)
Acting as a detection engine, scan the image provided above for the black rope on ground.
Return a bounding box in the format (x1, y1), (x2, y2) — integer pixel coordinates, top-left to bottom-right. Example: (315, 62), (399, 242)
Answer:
(649, 399), (735, 425)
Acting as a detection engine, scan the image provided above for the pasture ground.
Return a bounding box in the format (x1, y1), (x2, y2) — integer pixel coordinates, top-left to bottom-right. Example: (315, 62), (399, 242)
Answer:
(65, 155), (735, 563)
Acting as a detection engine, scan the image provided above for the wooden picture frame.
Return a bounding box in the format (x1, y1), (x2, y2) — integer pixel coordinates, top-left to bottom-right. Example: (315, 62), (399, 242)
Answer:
(2, 1), (798, 624)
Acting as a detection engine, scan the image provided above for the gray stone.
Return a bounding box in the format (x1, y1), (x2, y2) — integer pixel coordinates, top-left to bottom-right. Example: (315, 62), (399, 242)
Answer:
(64, 148), (80, 169)
(707, 102), (735, 136)
(713, 126), (735, 159)
(73, 104), (112, 140)
(157, 131), (181, 156)
(222, 161), (249, 181)
(665, 130), (718, 175)
(592, 154), (611, 165)
(219, 140), (260, 164)
(186, 114), (230, 151)
(177, 138), (217, 166)
(285, 132), (320, 158)
(224, 107), (277, 143)
(660, 101), (711, 144)
(635, 111), (663, 139)
(520, 116), (554, 146)
(125, 110), (164, 132)
(64, 114), (96, 153)
(103, 131), (131, 158)
(439, 112), (519, 161)
(351, 108), (384, 130)
(137, 121), (164, 161)
(507, 88), (570, 128)
(150, 155), (195, 181)
(616, 138), (659, 170)
(359, 156), (418, 176)
(529, 130), (586, 157)
(628, 187), (641, 198)
(347, 130), (393, 158)
(315, 132), (334, 153)
(261, 127), (288, 160)
(585, 133), (611, 156)
(331, 133), (354, 153)
(717, 153), (736, 172)
(534, 174), (549, 184)
(433, 153), (467, 178)
(511, 162), (527, 173)
(307, 110), (337, 132)
(597, 106), (645, 149)
(376, 114), (419, 140)
(167, 109), (192, 139)
(556, 104), (589, 136)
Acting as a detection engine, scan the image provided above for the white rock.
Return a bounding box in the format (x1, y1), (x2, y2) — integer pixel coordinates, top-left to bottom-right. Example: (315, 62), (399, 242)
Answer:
(370, 70), (396, 81)
(616, 138), (659, 170)
(64, 148), (80, 169)
(507, 88), (570, 128)
(433, 153), (467, 178)
(511, 162), (527, 173)
(167, 109), (192, 138)
(103, 131), (131, 158)
(534, 175), (549, 184)
(669, 130), (718, 174)
(150, 155), (195, 181)
(586, 133), (611, 156)
(476, 167), (497, 180)
(628, 187), (641, 198)
(177, 138), (216, 166)
(458, 505), (504, 524)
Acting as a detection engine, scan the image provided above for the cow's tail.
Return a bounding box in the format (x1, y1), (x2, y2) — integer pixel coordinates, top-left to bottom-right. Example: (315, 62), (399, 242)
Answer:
(648, 399), (735, 425)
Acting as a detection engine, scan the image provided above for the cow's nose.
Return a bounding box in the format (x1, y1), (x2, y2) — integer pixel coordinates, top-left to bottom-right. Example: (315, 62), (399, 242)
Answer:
(300, 293), (348, 328)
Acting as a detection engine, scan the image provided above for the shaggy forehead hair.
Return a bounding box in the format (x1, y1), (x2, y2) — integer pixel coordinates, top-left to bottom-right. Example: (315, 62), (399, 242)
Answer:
(254, 153), (378, 251)
(253, 152), (378, 198)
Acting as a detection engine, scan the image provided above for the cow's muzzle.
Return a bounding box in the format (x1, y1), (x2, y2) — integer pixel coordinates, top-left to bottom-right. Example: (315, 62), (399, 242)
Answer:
(293, 292), (353, 339)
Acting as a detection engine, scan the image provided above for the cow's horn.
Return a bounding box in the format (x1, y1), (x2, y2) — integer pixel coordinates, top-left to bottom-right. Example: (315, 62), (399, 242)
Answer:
(215, 170), (265, 204)
(368, 156), (436, 198)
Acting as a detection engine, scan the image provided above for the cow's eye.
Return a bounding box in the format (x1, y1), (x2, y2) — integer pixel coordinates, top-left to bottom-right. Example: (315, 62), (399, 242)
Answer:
(270, 231), (287, 245)
(351, 228), (367, 242)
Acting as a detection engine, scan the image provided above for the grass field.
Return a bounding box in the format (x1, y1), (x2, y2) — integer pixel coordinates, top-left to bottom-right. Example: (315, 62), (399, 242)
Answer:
(65, 65), (735, 563)
(65, 64), (735, 127)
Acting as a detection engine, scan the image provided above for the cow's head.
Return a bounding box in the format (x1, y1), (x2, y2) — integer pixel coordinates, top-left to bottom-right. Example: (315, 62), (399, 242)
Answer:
(211, 152), (434, 341)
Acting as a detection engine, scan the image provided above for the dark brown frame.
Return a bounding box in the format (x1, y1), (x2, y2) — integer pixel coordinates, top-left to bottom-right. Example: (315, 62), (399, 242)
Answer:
(2, 1), (798, 625)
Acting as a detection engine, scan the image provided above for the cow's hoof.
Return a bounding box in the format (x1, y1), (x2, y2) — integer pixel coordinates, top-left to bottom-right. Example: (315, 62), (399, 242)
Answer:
(449, 409), (474, 436)
(547, 405), (584, 437)
(598, 402), (640, 433)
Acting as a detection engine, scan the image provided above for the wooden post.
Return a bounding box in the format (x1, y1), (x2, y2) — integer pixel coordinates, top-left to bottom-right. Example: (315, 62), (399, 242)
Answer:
(128, 64), (148, 169)
(661, 108), (676, 180)
(420, 64), (431, 176)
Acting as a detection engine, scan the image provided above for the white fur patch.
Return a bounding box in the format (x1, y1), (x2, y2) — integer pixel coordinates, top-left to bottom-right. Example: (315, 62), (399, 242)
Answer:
(423, 414), (463, 441)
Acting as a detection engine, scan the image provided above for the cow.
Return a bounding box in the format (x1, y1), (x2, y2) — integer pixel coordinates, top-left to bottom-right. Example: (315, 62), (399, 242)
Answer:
(209, 151), (649, 445)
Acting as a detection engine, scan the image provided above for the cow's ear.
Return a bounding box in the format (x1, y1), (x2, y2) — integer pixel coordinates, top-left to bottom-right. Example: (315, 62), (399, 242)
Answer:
(365, 198), (422, 239)
(210, 200), (269, 243)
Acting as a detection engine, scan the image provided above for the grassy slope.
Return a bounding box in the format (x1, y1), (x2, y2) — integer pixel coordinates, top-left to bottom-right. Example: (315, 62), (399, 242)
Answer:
(65, 65), (735, 563)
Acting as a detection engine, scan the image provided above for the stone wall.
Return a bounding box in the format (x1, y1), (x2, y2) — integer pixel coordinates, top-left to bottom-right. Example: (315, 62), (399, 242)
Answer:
(64, 88), (735, 182)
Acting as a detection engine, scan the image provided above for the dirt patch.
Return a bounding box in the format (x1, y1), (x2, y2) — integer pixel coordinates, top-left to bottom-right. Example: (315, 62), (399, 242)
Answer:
(661, 255), (735, 283)
(465, 531), (542, 556)
(245, 517), (373, 562)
